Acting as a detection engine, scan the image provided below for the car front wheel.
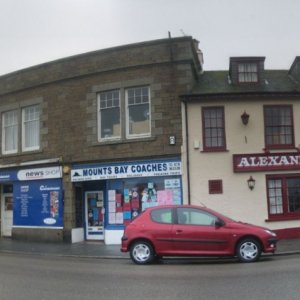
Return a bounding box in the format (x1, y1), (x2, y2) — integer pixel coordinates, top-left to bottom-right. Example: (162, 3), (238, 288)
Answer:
(236, 238), (261, 263)
(130, 241), (155, 265)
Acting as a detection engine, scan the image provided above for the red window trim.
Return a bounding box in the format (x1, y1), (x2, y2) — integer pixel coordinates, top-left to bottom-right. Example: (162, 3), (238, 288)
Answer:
(263, 105), (295, 150)
(202, 106), (227, 152)
(266, 174), (300, 221)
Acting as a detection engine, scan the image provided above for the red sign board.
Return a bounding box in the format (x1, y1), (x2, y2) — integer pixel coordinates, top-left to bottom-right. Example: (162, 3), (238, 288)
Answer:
(233, 153), (300, 172)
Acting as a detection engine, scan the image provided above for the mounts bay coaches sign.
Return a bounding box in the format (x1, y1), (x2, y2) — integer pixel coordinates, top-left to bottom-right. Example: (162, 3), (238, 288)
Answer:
(71, 161), (182, 182)
(233, 153), (300, 172)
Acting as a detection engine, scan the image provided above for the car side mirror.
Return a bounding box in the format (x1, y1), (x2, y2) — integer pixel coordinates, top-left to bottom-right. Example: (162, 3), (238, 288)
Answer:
(215, 219), (224, 227)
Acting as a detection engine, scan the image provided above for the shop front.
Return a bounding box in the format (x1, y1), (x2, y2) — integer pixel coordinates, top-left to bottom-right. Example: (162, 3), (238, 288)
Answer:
(71, 159), (182, 244)
(0, 166), (63, 240)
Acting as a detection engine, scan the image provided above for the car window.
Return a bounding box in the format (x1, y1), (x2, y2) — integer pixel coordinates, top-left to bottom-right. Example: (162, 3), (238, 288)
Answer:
(151, 208), (173, 224)
(177, 208), (216, 226)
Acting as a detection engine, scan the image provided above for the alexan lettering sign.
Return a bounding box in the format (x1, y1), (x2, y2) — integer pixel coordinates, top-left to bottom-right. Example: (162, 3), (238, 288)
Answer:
(233, 153), (300, 172)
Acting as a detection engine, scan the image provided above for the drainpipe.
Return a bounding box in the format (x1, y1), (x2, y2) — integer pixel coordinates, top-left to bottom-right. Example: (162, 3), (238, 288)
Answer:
(183, 98), (191, 205)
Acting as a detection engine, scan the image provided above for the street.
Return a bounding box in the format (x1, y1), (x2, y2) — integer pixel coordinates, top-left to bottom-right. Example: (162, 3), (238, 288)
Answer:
(0, 253), (299, 300)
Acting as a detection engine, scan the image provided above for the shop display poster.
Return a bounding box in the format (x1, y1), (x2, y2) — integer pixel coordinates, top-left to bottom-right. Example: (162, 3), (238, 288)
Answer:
(13, 179), (63, 227)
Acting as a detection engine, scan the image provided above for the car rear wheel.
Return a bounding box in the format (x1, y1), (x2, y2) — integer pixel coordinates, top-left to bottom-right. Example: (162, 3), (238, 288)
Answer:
(236, 238), (261, 263)
(130, 241), (155, 265)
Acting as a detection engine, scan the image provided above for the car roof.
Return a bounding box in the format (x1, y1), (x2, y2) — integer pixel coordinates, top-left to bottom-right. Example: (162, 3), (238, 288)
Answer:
(146, 204), (207, 210)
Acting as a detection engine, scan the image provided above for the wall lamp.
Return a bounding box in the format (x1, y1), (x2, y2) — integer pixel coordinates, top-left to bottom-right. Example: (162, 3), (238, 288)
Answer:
(247, 176), (256, 190)
(241, 111), (250, 125)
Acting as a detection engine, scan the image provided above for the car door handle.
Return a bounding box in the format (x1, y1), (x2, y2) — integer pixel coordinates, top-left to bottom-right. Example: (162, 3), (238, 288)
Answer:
(175, 230), (183, 234)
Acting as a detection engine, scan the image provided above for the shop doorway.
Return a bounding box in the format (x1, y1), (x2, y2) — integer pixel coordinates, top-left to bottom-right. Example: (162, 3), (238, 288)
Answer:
(1, 184), (14, 237)
(85, 191), (104, 240)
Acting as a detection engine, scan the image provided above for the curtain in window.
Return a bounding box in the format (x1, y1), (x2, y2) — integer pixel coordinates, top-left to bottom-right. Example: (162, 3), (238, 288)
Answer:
(238, 63), (258, 82)
(23, 105), (40, 150)
(265, 106), (293, 146)
(3, 110), (18, 153)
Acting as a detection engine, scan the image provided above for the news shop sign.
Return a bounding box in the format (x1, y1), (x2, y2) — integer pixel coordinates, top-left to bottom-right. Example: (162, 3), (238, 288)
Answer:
(17, 166), (62, 181)
(0, 166), (62, 183)
(13, 179), (63, 228)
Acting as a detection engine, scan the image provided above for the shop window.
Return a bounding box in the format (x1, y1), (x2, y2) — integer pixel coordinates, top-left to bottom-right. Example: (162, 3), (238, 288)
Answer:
(264, 105), (294, 149)
(202, 107), (226, 151)
(209, 180), (223, 194)
(267, 175), (300, 220)
(126, 87), (151, 138)
(2, 110), (18, 154)
(22, 105), (40, 152)
(98, 90), (121, 140)
(107, 177), (182, 226)
(238, 63), (258, 83)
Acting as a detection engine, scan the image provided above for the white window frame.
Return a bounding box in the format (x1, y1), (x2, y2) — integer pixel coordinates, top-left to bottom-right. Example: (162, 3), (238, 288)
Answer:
(2, 110), (18, 155)
(238, 62), (258, 83)
(125, 86), (151, 139)
(97, 90), (121, 141)
(22, 105), (40, 152)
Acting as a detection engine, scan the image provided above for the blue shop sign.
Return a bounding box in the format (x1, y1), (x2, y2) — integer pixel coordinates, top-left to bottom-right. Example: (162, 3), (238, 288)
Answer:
(0, 170), (18, 182)
(14, 179), (63, 228)
(71, 160), (182, 182)
(0, 166), (63, 228)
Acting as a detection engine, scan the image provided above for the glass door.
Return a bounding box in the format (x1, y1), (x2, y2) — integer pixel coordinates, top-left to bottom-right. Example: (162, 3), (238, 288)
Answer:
(85, 191), (104, 240)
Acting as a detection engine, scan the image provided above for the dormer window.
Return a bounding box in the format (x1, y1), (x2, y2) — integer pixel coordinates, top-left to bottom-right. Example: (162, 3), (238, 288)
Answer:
(238, 62), (258, 83)
(229, 57), (265, 85)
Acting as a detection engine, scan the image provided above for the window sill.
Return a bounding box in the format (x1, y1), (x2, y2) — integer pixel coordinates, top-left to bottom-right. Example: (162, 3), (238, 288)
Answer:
(0, 149), (43, 158)
(93, 136), (156, 146)
(263, 146), (297, 152)
(201, 149), (229, 153)
(265, 215), (300, 222)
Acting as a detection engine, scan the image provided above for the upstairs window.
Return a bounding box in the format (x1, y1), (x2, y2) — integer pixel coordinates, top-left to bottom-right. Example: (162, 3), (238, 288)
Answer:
(264, 105), (294, 149)
(2, 110), (18, 154)
(2, 105), (40, 155)
(202, 107), (226, 151)
(98, 90), (121, 140)
(22, 105), (40, 151)
(238, 63), (258, 83)
(126, 87), (150, 138)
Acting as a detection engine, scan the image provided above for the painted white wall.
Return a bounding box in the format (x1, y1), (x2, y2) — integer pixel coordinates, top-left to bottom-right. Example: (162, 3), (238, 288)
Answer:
(182, 98), (300, 230)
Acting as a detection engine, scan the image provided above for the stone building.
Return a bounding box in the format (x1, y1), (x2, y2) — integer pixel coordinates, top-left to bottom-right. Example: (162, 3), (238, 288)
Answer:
(0, 36), (202, 243)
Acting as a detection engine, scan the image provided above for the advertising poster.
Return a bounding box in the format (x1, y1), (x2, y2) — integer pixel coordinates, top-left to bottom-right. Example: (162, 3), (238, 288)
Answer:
(13, 179), (63, 227)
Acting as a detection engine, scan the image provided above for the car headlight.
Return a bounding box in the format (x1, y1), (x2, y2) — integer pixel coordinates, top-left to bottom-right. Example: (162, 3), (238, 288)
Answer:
(264, 229), (277, 237)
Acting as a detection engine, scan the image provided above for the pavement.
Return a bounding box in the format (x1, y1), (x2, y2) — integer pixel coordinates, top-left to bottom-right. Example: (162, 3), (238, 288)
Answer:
(1, 238), (300, 259)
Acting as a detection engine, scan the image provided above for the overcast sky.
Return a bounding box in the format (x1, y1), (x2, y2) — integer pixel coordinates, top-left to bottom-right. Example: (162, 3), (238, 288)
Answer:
(0, 0), (299, 76)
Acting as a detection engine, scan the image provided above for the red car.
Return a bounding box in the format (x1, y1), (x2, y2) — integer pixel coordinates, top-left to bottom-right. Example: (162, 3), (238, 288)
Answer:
(121, 205), (277, 264)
